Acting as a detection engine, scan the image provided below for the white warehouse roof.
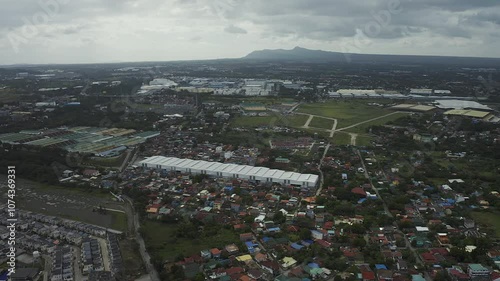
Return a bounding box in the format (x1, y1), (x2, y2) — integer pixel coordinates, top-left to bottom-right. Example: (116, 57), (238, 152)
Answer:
(139, 156), (319, 187)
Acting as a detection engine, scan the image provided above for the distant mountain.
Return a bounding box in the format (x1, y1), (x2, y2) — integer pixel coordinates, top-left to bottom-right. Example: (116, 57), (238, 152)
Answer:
(243, 46), (500, 66)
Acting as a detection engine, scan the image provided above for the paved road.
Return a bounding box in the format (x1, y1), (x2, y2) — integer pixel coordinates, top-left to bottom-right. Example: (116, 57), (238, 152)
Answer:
(72, 246), (83, 281)
(123, 196), (160, 281)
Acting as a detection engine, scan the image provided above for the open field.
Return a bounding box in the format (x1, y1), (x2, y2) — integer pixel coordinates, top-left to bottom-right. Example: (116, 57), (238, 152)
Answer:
(356, 135), (373, 146)
(343, 112), (408, 134)
(298, 101), (394, 128)
(0, 176), (125, 230)
(285, 114), (310, 127)
(231, 116), (275, 127)
(471, 212), (500, 238)
(309, 117), (335, 130)
(120, 238), (146, 277)
(231, 113), (309, 128)
(110, 211), (128, 232)
(141, 221), (240, 261)
(87, 153), (128, 168)
(0, 92), (20, 103)
(332, 132), (352, 146)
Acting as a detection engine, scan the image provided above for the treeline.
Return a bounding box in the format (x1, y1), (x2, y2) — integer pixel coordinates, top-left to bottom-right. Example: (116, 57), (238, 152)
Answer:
(0, 145), (66, 184)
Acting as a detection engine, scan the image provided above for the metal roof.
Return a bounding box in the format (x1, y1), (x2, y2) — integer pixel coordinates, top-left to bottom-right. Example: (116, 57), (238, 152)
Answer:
(140, 156), (319, 185)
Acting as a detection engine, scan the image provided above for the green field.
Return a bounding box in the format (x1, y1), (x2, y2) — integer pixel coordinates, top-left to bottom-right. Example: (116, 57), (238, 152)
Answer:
(471, 212), (500, 238)
(232, 114), (309, 128)
(141, 221), (240, 261)
(0, 93), (19, 103)
(298, 101), (394, 128)
(39, 183), (112, 199)
(231, 116), (275, 127)
(343, 113), (408, 134)
(332, 132), (352, 146)
(110, 211), (128, 232)
(356, 135), (373, 146)
(286, 114), (309, 127)
(87, 153), (127, 168)
(309, 117), (335, 130)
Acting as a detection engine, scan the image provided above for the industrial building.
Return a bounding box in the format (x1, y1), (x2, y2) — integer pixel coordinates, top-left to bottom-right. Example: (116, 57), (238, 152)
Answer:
(139, 156), (319, 188)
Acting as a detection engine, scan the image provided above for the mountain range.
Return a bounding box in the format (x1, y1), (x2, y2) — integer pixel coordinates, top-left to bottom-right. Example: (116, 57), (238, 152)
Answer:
(243, 46), (500, 66)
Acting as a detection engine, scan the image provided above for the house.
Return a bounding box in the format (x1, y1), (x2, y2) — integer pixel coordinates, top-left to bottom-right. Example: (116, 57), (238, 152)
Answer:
(311, 230), (324, 240)
(210, 248), (222, 259)
(225, 244), (239, 255)
(200, 249), (211, 259)
(280, 257), (297, 269)
(248, 269), (265, 280)
(261, 260), (280, 275)
(82, 169), (100, 177)
(254, 253), (268, 262)
(240, 233), (253, 242)
(146, 204), (161, 214)
(378, 269), (393, 281)
(362, 271), (376, 281)
(467, 264), (490, 280)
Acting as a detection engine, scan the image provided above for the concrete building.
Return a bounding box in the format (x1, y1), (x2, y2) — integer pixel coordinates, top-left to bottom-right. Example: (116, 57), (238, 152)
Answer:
(139, 156), (319, 188)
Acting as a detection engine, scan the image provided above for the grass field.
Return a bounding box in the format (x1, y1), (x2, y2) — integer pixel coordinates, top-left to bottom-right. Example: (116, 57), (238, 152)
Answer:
(343, 112), (408, 134)
(298, 101), (394, 128)
(39, 183), (112, 199)
(286, 114), (309, 127)
(356, 135), (373, 146)
(309, 117), (335, 130)
(141, 221), (240, 261)
(231, 116), (275, 127)
(110, 211), (128, 232)
(471, 212), (500, 238)
(232, 113), (309, 128)
(88, 153), (127, 168)
(332, 132), (352, 146)
(0, 93), (19, 103)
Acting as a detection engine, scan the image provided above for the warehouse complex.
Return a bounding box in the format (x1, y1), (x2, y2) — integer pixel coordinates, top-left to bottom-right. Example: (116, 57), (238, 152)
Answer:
(0, 127), (160, 155)
(139, 156), (319, 188)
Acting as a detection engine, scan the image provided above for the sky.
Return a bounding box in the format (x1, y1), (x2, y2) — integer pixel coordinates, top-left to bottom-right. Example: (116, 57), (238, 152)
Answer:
(0, 0), (500, 64)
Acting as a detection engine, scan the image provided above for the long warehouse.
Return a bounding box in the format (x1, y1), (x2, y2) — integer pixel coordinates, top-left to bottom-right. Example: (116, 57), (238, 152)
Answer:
(139, 156), (319, 188)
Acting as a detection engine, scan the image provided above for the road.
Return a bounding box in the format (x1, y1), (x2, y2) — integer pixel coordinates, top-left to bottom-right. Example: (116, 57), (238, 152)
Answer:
(336, 112), (404, 132)
(123, 195), (160, 281)
(72, 246), (83, 281)
(349, 133), (358, 146)
(315, 142), (331, 196)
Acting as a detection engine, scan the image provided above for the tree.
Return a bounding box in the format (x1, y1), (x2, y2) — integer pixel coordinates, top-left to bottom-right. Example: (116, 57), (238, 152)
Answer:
(300, 228), (312, 240)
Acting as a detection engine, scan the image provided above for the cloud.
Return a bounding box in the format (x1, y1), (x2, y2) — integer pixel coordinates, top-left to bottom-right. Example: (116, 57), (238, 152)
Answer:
(0, 0), (499, 64)
(224, 24), (247, 34)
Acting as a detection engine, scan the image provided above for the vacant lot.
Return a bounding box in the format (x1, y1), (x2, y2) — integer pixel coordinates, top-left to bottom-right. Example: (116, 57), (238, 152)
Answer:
(0, 176), (125, 231)
(471, 212), (500, 238)
(309, 117), (335, 130)
(141, 221), (239, 261)
(332, 132), (352, 146)
(231, 116), (275, 127)
(298, 101), (393, 128)
(343, 112), (408, 134)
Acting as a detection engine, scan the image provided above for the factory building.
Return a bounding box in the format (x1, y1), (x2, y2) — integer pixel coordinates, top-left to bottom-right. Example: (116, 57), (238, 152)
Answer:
(139, 156), (319, 188)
